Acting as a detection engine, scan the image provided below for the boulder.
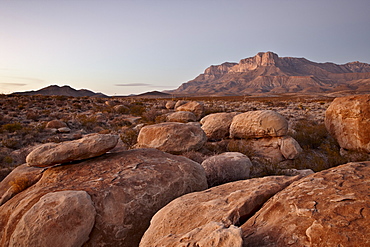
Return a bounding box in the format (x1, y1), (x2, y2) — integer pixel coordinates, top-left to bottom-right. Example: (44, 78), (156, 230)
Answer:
(228, 136), (302, 164)
(166, 111), (197, 123)
(200, 112), (239, 140)
(230, 110), (288, 139)
(9, 190), (96, 247)
(165, 101), (176, 109)
(140, 175), (301, 246)
(201, 152), (252, 187)
(46, 120), (67, 129)
(242, 161), (370, 247)
(113, 104), (129, 114)
(176, 101), (205, 120)
(174, 100), (187, 109)
(325, 94), (370, 152)
(26, 133), (119, 167)
(0, 148), (208, 247)
(137, 122), (207, 154)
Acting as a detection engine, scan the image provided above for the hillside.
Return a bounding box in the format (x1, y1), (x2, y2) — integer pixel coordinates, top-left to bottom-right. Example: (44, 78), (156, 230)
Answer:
(170, 52), (370, 96)
(13, 85), (108, 98)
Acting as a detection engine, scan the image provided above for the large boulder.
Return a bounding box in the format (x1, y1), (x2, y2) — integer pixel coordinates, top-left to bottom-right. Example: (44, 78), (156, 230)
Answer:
(9, 190), (96, 247)
(26, 134), (119, 167)
(242, 161), (370, 247)
(230, 110), (288, 139)
(0, 148), (208, 247)
(137, 122), (207, 154)
(228, 136), (302, 164)
(46, 120), (67, 129)
(176, 101), (205, 120)
(140, 175), (301, 247)
(325, 94), (370, 152)
(201, 152), (252, 187)
(200, 112), (239, 140)
(166, 111), (197, 123)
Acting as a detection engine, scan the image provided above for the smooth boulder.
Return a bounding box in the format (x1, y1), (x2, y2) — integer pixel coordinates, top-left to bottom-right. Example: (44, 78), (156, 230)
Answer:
(230, 110), (288, 139)
(242, 161), (370, 246)
(176, 101), (205, 120)
(325, 94), (370, 152)
(9, 190), (96, 247)
(200, 112), (239, 140)
(137, 122), (207, 154)
(26, 134), (119, 167)
(201, 152), (252, 187)
(166, 111), (197, 123)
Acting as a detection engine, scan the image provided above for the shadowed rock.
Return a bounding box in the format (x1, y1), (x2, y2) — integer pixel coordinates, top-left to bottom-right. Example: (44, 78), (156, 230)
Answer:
(200, 112), (239, 140)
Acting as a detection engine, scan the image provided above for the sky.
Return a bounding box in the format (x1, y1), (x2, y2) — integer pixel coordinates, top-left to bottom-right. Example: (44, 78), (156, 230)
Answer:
(0, 0), (369, 96)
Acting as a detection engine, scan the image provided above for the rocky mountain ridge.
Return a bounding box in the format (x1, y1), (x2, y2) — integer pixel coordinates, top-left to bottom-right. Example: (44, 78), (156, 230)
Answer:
(171, 52), (370, 96)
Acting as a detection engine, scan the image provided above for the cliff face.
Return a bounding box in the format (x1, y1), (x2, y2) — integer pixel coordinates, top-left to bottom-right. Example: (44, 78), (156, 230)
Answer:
(173, 52), (370, 95)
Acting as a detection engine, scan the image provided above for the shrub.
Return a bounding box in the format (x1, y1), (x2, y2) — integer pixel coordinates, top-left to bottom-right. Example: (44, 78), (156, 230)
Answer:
(290, 119), (328, 149)
(1, 122), (23, 133)
(120, 128), (138, 149)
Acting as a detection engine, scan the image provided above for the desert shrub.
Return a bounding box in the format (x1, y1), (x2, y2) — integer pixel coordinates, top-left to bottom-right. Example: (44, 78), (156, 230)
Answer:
(290, 119), (328, 149)
(120, 128), (138, 149)
(1, 122), (23, 133)
(76, 114), (99, 130)
(142, 108), (161, 123)
(129, 103), (146, 116)
(26, 111), (39, 121)
(2, 138), (20, 149)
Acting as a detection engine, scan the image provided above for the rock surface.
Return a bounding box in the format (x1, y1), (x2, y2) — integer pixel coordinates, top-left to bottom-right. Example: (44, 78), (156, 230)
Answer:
(242, 161), (370, 247)
(26, 133), (119, 167)
(230, 110), (288, 139)
(0, 148), (208, 247)
(325, 94), (370, 152)
(46, 120), (68, 129)
(201, 152), (252, 187)
(137, 122), (207, 154)
(151, 221), (244, 247)
(176, 101), (205, 120)
(140, 175), (301, 246)
(166, 111), (197, 123)
(9, 190), (96, 247)
(200, 112), (239, 140)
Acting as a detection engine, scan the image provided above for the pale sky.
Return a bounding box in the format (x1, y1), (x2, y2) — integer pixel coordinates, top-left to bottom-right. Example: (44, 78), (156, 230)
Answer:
(1, 0), (369, 96)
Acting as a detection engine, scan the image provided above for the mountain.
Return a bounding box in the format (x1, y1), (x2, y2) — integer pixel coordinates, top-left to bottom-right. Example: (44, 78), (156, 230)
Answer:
(171, 52), (370, 96)
(13, 85), (108, 98)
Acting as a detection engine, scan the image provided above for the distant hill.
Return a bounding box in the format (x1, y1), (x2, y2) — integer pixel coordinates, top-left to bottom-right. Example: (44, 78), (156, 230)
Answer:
(13, 85), (108, 98)
(170, 52), (370, 96)
(132, 91), (172, 98)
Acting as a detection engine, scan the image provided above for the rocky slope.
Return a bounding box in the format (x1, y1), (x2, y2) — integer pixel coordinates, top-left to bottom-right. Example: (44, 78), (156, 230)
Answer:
(171, 52), (370, 96)
(13, 85), (108, 97)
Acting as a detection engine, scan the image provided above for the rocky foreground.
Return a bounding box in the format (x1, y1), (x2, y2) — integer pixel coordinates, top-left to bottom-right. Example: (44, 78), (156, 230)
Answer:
(0, 94), (369, 246)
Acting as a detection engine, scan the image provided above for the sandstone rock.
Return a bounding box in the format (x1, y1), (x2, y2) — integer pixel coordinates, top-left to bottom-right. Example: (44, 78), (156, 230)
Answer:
(166, 111), (197, 123)
(200, 112), (239, 140)
(0, 148), (208, 247)
(278, 135), (303, 159)
(57, 127), (71, 133)
(0, 164), (44, 206)
(165, 101), (176, 109)
(9, 190), (96, 247)
(174, 100), (187, 109)
(137, 122), (207, 154)
(230, 110), (288, 139)
(176, 101), (205, 120)
(242, 162), (370, 247)
(279, 168), (314, 177)
(46, 120), (67, 129)
(201, 152), (252, 187)
(26, 133), (119, 167)
(152, 222), (243, 247)
(325, 94), (370, 152)
(140, 175), (301, 246)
